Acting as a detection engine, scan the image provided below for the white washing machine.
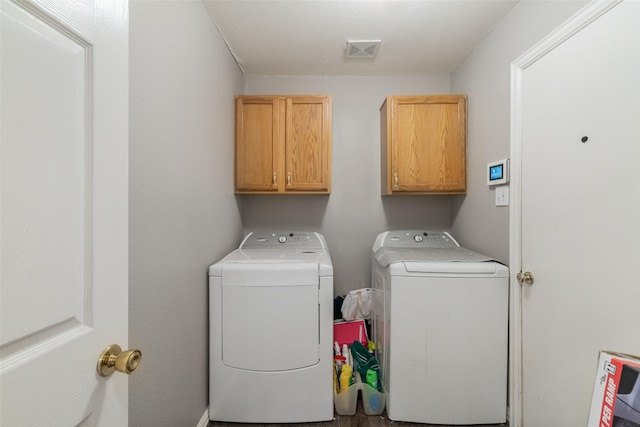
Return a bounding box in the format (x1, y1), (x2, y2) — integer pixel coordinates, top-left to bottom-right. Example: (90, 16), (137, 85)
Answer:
(208, 231), (333, 423)
(371, 230), (509, 425)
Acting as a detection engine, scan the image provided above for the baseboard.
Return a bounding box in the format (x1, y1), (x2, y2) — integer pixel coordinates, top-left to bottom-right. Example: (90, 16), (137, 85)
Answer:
(196, 407), (209, 427)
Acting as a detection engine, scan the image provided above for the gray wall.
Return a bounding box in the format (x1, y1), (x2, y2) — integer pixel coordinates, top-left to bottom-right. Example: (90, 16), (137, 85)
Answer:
(129, 1), (243, 425)
(243, 76), (452, 296)
(450, 0), (587, 262)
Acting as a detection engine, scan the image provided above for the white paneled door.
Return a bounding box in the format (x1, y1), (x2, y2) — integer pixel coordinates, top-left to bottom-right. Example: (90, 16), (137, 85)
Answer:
(0, 0), (129, 425)
(512, 1), (640, 426)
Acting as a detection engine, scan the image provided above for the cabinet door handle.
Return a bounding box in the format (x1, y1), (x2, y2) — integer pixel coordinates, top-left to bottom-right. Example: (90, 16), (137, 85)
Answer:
(273, 172), (277, 186)
(394, 173), (399, 188)
(287, 172), (291, 186)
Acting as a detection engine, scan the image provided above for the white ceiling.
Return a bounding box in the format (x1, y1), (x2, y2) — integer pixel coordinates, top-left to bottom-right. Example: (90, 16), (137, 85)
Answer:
(202, 0), (519, 76)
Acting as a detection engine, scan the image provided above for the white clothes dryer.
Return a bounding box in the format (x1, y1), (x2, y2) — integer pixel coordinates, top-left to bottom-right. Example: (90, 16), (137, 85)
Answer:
(371, 230), (509, 425)
(208, 231), (333, 423)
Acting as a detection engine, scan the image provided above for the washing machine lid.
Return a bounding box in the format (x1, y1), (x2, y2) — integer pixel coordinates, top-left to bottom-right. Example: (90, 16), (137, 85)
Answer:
(373, 230), (507, 277)
(209, 248), (333, 276)
(391, 260), (508, 277)
(375, 246), (495, 267)
(394, 262), (508, 277)
(209, 231), (333, 277)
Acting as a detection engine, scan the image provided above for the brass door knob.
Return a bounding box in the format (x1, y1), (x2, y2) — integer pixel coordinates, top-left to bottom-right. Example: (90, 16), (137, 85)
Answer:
(517, 271), (535, 285)
(97, 344), (142, 377)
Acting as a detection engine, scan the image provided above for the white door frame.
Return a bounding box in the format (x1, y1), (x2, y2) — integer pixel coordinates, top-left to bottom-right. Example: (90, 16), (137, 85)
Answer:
(508, 1), (623, 425)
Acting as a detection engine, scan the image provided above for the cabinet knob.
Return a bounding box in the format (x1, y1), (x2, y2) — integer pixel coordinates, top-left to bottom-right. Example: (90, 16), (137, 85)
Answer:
(273, 172), (277, 186)
(394, 173), (399, 189)
(287, 172), (291, 186)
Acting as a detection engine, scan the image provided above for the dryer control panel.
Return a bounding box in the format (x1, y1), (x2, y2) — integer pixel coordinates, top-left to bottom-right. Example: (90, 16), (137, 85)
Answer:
(240, 231), (327, 249)
(375, 230), (460, 250)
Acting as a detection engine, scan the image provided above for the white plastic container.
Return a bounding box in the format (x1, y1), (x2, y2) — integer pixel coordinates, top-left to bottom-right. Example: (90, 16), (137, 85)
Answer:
(333, 380), (359, 415)
(333, 372), (386, 416)
(361, 380), (386, 415)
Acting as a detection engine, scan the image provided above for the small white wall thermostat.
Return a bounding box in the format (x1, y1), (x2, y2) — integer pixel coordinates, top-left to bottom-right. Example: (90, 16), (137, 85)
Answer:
(487, 159), (509, 186)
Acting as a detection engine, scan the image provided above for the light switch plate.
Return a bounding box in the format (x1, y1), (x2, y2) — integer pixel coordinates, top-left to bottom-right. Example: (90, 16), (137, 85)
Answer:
(495, 185), (509, 207)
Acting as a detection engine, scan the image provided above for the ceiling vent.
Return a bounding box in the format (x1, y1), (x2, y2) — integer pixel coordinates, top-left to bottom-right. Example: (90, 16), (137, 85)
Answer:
(345, 40), (381, 59)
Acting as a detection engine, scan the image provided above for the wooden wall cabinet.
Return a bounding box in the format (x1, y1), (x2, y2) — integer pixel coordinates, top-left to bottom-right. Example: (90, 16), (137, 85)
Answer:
(380, 95), (467, 195)
(235, 95), (332, 194)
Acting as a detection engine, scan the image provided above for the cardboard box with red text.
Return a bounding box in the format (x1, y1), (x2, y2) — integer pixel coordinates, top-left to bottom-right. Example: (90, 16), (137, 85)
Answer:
(588, 351), (640, 427)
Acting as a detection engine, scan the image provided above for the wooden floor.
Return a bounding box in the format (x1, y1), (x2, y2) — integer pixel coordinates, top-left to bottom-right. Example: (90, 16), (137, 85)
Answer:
(208, 400), (508, 427)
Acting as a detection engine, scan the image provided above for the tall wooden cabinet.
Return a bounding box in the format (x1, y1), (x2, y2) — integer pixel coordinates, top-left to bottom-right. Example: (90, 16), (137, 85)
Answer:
(235, 95), (332, 194)
(380, 95), (467, 195)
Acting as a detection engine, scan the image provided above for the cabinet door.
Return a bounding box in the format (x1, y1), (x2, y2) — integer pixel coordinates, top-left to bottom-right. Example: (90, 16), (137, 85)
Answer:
(389, 95), (466, 194)
(285, 96), (331, 193)
(235, 96), (282, 192)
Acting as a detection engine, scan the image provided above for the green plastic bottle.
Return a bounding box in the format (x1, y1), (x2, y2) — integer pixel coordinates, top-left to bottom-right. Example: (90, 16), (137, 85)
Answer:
(366, 368), (378, 390)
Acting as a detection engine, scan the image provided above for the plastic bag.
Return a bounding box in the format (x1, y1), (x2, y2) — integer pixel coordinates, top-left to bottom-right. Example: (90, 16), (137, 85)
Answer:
(341, 288), (373, 321)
